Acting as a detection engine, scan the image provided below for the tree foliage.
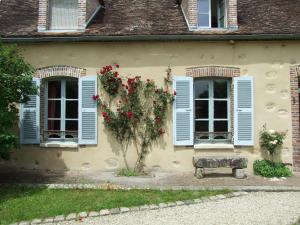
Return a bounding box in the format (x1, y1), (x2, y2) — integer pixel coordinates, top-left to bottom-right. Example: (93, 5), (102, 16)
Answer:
(0, 42), (37, 160)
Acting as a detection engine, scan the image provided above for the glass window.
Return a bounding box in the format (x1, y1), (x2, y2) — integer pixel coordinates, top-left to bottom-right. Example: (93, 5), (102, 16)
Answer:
(66, 80), (78, 99)
(195, 100), (209, 119)
(195, 80), (209, 98)
(198, 0), (226, 28)
(45, 78), (78, 141)
(50, 0), (79, 30)
(194, 79), (230, 143)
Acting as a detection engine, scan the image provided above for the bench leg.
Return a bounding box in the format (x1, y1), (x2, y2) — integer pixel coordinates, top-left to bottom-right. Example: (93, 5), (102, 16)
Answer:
(232, 168), (247, 179)
(195, 168), (205, 179)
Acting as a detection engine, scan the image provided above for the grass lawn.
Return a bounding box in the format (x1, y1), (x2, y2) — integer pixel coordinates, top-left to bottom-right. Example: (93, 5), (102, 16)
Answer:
(0, 186), (230, 225)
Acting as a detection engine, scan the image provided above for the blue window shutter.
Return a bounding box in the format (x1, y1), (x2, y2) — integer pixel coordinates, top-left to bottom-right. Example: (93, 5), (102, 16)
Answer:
(234, 77), (254, 146)
(79, 76), (98, 145)
(20, 78), (40, 144)
(173, 76), (194, 146)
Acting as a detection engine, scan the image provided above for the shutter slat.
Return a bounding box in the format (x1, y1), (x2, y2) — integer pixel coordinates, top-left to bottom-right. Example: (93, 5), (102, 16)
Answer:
(79, 76), (98, 145)
(173, 77), (194, 146)
(20, 78), (40, 144)
(234, 77), (254, 146)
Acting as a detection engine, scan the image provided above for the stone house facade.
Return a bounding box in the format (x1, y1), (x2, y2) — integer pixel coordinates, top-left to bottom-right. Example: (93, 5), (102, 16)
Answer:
(0, 0), (300, 173)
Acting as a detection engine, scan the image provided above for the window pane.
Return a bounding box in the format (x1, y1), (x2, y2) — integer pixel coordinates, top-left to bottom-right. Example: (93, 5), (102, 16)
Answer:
(198, 14), (210, 27)
(66, 80), (78, 99)
(214, 121), (228, 132)
(214, 80), (228, 98)
(195, 100), (209, 119)
(214, 101), (227, 118)
(195, 80), (209, 98)
(195, 121), (209, 139)
(198, 0), (209, 13)
(48, 100), (61, 118)
(48, 81), (61, 98)
(66, 101), (78, 119)
(66, 120), (78, 131)
(48, 120), (60, 131)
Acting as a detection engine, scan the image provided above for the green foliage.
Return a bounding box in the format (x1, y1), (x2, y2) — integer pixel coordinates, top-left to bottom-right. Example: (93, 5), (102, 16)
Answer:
(117, 168), (141, 177)
(97, 65), (174, 172)
(259, 125), (286, 162)
(253, 160), (292, 178)
(0, 185), (231, 225)
(0, 42), (37, 160)
(292, 218), (300, 225)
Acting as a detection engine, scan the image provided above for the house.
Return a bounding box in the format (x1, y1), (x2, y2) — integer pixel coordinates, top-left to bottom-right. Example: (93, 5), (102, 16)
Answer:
(0, 0), (300, 174)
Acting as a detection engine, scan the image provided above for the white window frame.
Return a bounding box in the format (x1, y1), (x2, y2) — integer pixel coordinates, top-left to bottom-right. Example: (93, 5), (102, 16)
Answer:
(197, 0), (227, 29)
(194, 79), (231, 143)
(45, 78), (79, 142)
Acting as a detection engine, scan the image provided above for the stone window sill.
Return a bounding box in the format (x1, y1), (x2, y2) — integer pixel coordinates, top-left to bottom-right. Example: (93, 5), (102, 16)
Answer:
(40, 141), (78, 148)
(194, 144), (234, 150)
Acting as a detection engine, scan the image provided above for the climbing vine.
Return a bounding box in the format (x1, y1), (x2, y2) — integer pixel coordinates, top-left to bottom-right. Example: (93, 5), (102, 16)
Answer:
(95, 65), (174, 173)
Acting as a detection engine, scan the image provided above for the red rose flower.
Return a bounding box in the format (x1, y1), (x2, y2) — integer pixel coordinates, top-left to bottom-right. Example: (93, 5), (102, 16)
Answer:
(114, 72), (119, 77)
(155, 117), (161, 123)
(127, 111), (133, 119)
(173, 90), (177, 96)
(102, 112), (108, 118)
(158, 128), (165, 135)
(92, 95), (99, 100)
(115, 64), (120, 68)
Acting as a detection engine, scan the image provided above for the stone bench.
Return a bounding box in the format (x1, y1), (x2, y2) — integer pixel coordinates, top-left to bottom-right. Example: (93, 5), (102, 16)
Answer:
(193, 156), (248, 179)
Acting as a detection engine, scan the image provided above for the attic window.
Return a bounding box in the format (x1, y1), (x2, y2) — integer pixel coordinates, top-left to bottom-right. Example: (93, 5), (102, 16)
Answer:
(198, 0), (226, 28)
(50, 0), (79, 30)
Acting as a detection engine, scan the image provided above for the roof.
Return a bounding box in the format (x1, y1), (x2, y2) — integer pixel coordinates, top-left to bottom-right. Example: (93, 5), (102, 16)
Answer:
(0, 0), (300, 41)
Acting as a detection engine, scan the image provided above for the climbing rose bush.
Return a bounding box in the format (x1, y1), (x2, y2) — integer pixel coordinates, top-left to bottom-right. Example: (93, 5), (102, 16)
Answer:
(95, 65), (174, 172)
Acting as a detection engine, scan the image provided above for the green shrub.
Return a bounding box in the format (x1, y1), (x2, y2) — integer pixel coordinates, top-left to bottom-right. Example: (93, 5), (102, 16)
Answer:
(253, 160), (292, 177)
(117, 168), (141, 177)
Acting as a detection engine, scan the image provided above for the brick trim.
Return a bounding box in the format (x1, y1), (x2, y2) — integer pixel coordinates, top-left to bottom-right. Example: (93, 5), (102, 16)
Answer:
(38, 0), (48, 31)
(35, 65), (86, 79)
(290, 65), (300, 172)
(186, 66), (240, 78)
(186, 66), (240, 144)
(227, 0), (238, 30)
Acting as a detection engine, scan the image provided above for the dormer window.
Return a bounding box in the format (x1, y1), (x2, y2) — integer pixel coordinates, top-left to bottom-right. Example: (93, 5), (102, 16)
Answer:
(50, 0), (79, 30)
(37, 0), (102, 32)
(180, 0), (237, 31)
(198, 0), (226, 28)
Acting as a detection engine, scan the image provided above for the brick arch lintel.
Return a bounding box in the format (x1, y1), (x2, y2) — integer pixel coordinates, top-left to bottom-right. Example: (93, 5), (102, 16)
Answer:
(186, 66), (240, 78)
(290, 65), (300, 172)
(35, 65), (87, 79)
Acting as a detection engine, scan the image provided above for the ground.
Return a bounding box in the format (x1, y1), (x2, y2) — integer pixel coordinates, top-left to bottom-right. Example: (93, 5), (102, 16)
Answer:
(51, 192), (300, 225)
(0, 168), (299, 190)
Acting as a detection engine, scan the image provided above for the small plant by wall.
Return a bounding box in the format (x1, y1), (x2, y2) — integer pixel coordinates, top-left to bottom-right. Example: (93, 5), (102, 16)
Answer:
(95, 65), (174, 173)
(259, 126), (286, 163)
(254, 125), (292, 177)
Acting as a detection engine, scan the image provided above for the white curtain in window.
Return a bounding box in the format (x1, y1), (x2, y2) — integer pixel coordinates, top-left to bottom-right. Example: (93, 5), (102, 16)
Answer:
(50, 0), (79, 30)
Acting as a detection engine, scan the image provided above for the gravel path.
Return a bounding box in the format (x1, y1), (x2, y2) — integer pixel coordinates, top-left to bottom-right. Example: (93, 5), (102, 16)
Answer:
(55, 192), (300, 225)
